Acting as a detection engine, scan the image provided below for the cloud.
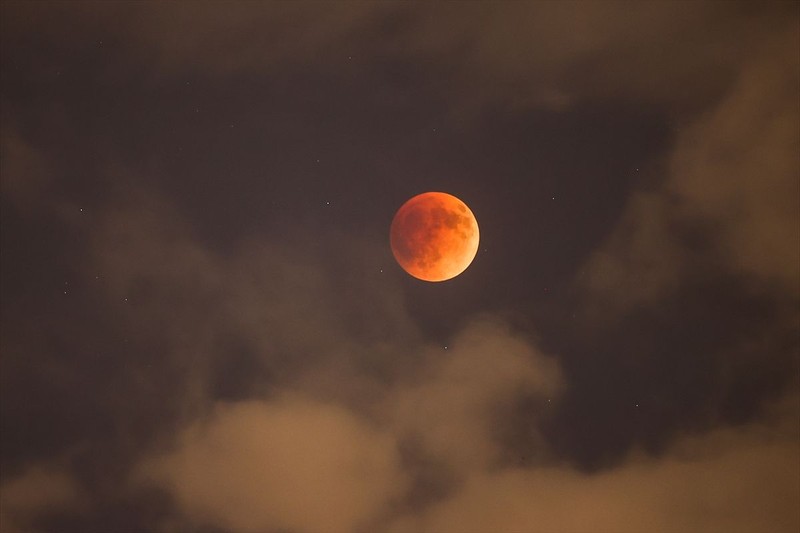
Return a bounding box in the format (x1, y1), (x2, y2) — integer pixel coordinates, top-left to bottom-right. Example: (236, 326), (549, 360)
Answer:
(393, 431), (799, 533)
(1, 2), (391, 78)
(583, 22), (800, 310)
(0, 464), (86, 533)
(5, 2), (792, 113)
(139, 397), (407, 533)
(136, 336), (798, 533)
(668, 28), (800, 294)
(390, 2), (777, 111)
(388, 319), (561, 473)
(390, 391), (800, 533)
(128, 2), (792, 115)
(130, 288), (798, 533)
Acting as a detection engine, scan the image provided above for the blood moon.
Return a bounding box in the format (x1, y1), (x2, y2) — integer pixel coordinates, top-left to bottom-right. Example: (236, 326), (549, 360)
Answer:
(390, 192), (479, 282)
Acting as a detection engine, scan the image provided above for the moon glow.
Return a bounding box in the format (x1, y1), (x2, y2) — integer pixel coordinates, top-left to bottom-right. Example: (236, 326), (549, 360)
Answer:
(390, 192), (480, 282)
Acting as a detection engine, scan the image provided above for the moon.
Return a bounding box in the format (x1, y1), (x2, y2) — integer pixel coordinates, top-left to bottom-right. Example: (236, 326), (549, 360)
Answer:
(390, 192), (480, 282)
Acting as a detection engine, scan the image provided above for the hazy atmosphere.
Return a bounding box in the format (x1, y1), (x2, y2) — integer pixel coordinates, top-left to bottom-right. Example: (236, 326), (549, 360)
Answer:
(2, 2), (798, 532)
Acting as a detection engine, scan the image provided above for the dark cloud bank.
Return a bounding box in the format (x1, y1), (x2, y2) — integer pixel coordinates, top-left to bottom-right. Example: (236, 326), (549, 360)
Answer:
(1, 2), (798, 532)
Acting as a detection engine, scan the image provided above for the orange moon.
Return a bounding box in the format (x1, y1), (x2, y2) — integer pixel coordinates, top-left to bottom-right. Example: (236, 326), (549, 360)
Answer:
(390, 192), (479, 282)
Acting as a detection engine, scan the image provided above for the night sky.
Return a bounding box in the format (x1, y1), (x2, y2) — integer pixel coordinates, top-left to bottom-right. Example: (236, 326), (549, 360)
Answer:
(1, 2), (799, 532)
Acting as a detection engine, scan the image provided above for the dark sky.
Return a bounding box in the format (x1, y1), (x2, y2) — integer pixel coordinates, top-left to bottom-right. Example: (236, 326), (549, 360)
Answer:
(1, 2), (798, 532)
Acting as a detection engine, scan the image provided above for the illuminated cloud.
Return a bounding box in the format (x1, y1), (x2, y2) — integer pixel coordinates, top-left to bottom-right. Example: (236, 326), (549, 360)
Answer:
(392, 429), (799, 533)
(140, 397), (406, 533)
(584, 23), (800, 310)
(0, 465), (86, 533)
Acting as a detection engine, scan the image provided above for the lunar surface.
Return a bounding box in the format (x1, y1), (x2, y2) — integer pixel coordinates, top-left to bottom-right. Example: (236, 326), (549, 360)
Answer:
(390, 192), (479, 282)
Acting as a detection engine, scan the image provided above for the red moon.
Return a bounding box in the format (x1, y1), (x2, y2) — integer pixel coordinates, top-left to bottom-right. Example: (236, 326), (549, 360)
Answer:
(390, 192), (480, 282)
